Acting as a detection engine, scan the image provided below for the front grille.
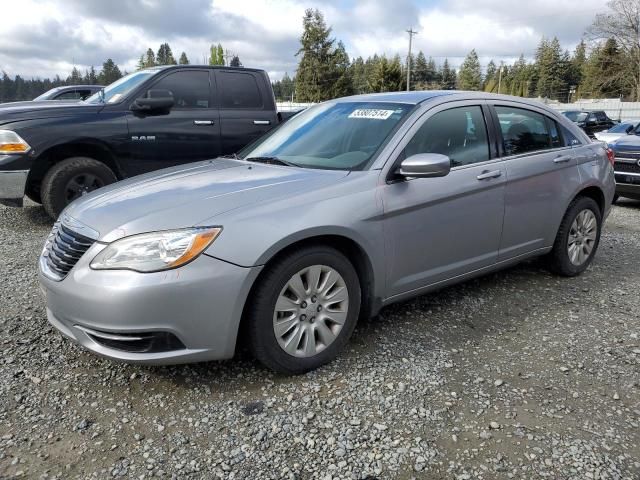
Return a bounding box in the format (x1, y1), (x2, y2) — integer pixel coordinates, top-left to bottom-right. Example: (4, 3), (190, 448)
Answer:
(44, 224), (95, 279)
(615, 161), (640, 174)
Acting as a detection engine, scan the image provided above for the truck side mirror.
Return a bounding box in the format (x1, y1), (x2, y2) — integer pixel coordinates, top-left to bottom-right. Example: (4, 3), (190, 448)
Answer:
(131, 89), (174, 113)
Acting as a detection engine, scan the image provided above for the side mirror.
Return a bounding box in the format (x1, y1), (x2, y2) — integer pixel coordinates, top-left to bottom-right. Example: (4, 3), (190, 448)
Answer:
(131, 89), (174, 113)
(625, 125), (634, 134)
(398, 153), (451, 178)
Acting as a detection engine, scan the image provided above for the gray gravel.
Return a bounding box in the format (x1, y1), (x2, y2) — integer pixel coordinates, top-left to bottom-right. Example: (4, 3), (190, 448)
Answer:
(1, 199), (639, 479)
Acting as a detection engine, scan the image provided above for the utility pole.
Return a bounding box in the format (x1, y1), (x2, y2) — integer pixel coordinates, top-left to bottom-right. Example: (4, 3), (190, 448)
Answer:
(405, 28), (418, 91)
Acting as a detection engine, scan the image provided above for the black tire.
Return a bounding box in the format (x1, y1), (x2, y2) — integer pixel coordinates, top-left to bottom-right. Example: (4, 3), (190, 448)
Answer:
(246, 246), (361, 374)
(548, 196), (602, 277)
(41, 157), (117, 219)
(24, 185), (42, 205)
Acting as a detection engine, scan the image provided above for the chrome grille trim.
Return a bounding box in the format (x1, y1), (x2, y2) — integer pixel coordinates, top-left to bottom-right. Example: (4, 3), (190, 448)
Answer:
(41, 222), (96, 281)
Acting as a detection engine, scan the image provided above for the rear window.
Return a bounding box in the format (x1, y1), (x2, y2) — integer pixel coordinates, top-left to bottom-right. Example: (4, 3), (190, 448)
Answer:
(218, 71), (263, 109)
(496, 106), (553, 156)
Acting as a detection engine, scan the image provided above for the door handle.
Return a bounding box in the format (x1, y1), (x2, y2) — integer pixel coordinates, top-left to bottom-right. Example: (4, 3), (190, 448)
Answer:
(253, 120), (271, 125)
(554, 155), (572, 164)
(194, 120), (214, 125)
(476, 170), (502, 180)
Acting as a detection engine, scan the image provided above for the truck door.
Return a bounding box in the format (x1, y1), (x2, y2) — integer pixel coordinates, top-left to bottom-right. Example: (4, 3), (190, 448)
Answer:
(126, 69), (221, 176)
(215, 70), (278, 155)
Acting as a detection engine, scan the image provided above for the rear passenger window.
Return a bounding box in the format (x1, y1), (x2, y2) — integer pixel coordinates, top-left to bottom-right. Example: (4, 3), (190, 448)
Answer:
(404, 106), (490, 167)
(218, 72), (263, 109)
(152, 71), (210, 109)
(495, 106), (554, 156)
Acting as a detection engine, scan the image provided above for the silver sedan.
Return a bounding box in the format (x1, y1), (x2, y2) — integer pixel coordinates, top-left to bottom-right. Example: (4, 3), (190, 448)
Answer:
(39, 91), (616, 374)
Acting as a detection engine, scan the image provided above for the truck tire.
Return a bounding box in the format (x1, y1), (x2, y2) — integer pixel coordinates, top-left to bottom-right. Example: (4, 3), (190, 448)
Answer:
(41, 157), (117, 219)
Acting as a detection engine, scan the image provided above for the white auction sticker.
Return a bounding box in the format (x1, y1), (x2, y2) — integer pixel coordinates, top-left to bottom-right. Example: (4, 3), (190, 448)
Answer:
(348, 109), (394, 120)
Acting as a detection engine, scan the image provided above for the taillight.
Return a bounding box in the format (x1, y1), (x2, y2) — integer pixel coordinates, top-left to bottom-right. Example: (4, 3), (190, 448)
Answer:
(606, 147), (615, 166)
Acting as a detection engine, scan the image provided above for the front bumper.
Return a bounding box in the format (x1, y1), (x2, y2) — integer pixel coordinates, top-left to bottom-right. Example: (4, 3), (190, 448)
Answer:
(614, 171), (640, 200)
(38, 243), (262, 365)
(0, 169), (28, 207)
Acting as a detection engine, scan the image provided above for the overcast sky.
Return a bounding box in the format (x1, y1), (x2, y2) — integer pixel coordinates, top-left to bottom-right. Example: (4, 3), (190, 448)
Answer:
(0, 0), (609, 81)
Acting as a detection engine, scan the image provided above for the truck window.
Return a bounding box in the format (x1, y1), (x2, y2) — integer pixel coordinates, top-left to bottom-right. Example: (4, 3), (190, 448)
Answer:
(218, 71), (263, 109)
(152, 71), (210, 109)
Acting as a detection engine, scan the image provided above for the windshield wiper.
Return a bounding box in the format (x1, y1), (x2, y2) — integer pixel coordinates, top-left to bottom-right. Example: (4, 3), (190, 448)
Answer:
(245, 156), (299, 167)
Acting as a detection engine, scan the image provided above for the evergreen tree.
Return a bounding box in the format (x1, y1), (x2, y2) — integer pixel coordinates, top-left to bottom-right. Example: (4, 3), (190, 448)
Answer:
(457, 50), (482, 90)
(413, 51), (428, 85)
(68, 67), (82, 84)
(581, 38), (627, 98)
(98, 59), (122, 85)
(368, 55), (403, 93)
(535, 37), (568, 100)
(144, 48), (156, 68)
(156, 43), (177, 65)
(295, 9), (337, 102)
(330, 41), (353, 98)
(178, 52), (189, 65)
(350, 56), (368, 94)
(230, 55), (242, 67)
(439, 59), (456, 89)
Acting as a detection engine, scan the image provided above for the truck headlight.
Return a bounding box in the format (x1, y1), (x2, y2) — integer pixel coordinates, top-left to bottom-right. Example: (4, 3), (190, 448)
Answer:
(0, 130), (31, 154)
(90, 227), (222, 272)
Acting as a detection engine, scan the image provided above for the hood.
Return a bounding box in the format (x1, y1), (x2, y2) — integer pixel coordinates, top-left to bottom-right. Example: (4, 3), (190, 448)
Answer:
(64, 158), (349, 243)
(0, 101), (101, 125)
(609, 135), (640, 151)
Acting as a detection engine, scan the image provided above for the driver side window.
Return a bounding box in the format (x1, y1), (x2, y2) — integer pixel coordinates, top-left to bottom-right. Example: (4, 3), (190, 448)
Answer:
(151, 71), (211, 109)
(404, 106), (490, 167)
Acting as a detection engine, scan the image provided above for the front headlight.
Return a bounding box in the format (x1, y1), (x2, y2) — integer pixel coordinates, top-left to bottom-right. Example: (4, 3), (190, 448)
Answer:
(0, 130), (31, 154)
(90, 227), (222, 272)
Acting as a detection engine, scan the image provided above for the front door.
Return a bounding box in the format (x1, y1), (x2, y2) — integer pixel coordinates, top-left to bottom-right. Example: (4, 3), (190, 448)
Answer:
(383, 103), (506, 297)
(126, 69), (221, 176)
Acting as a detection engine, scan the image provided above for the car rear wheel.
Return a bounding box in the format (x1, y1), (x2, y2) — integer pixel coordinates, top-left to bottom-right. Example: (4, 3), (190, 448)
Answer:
(41, 157), (117, 219)
(246, 246), (361, 374)
(548, 196), (602, 277)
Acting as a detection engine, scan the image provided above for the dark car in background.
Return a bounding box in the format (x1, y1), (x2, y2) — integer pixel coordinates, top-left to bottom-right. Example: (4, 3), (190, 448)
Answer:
(34, 85), (104, 101)
(608, 135), (640, 201)
(0, 65), (294, 218)
(562, 110), (617, 138)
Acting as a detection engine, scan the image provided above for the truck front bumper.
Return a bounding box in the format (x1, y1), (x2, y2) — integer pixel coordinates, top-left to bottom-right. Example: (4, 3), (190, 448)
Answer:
(0, 169), (28, 207)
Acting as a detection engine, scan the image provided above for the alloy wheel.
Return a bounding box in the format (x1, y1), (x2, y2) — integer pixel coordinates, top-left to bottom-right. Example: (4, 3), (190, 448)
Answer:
(567, 209), (598, 266)
(272, 265), (349, 358)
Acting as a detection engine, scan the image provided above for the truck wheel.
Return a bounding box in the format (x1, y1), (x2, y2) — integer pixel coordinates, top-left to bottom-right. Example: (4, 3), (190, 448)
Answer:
(246, 246), (361, 374)
(41, 157), (117, 219)
(548, 196), (602, 277)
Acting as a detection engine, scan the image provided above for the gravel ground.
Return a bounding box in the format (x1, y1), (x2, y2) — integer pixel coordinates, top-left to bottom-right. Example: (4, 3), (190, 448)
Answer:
(1, 199), (639, 480)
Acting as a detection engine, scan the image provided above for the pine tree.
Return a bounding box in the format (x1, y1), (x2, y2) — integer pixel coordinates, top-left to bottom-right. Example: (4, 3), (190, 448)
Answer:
(331, 41), (353, 98)
(581, 38), (627, 98)
(413, 51), (428, 86)
(98, 59), (122, 85)
(144, 48), (156, 68)
(439, 59), (456, 89)
(68, 67), (82, 84)
(156, 43), (177, 65)
(178, 52), (189, 65)
(535, 37), (568, 100)
(295, 9), (337, 102)
(368, 55), (403, 93)
(230, 55), (242, 67)
(350, 56), (368, 94)
(457, 49), (482, 90)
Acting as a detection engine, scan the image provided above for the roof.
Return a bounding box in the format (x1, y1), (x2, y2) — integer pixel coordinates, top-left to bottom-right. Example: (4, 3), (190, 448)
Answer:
(336, 90), (457, 104)
(143, 65), (266, 74)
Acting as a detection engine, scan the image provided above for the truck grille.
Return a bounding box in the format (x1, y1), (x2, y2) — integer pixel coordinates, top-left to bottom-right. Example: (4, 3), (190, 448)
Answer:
(615, 161), (640, 174)
(43, 223), (95, 279)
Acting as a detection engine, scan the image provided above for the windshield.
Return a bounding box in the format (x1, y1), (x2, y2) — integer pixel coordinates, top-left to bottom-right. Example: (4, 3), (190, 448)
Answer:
(34, 88), (61, 101)
(84, 70), (157, 105)
(607, 122), (634, 133)
(563, 111), (588, 122)
(239, 101), (415, 170)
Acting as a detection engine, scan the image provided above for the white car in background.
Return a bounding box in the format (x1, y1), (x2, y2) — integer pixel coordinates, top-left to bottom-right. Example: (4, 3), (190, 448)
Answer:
(594, 120), (640, 142)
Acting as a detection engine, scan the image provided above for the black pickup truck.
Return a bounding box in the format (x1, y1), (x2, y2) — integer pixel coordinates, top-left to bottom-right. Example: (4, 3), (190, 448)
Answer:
(0, 65), (295, 218)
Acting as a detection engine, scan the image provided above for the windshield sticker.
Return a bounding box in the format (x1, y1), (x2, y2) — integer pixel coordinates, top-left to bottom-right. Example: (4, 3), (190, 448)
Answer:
(348, 109), (394, 120)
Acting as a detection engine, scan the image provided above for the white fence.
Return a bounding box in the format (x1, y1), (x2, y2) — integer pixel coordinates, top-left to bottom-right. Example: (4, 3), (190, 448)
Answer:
(276, 101), (314, 112)
(544, 99), (640, 122)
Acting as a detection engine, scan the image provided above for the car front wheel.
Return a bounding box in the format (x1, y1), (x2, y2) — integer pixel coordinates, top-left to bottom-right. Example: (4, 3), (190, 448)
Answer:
(246, 246), (361, 374)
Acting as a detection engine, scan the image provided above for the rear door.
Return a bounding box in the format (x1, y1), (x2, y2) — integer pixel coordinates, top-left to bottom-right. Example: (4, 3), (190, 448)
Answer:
(126, 69), (221, 176)
(215, 70), (278, 155)
(491, 103), (581, 260)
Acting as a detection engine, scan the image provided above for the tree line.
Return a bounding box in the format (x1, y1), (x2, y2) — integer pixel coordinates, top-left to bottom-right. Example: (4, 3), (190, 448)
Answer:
(285, 2), (640, 102)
